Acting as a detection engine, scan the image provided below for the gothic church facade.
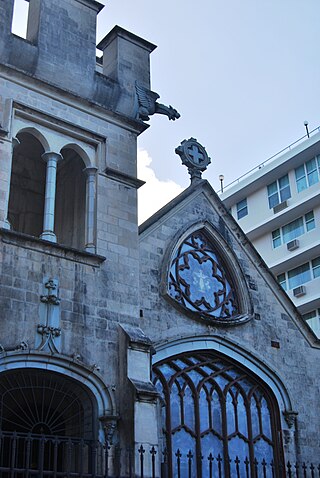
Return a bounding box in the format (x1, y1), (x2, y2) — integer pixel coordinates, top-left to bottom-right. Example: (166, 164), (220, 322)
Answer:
(0, 1), (319, 476)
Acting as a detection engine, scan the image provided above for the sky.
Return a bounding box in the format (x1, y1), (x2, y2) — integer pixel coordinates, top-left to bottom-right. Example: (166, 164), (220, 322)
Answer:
(12, 0), (320, 222)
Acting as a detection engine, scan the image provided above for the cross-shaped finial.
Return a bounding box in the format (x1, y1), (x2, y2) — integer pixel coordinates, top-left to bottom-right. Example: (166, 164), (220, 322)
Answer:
(175, 138), (211, 184)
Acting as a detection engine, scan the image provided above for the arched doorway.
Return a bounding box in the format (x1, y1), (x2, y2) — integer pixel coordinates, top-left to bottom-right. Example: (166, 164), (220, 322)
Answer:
(153, 351), (284, 477)
(0, 369), (96, 474)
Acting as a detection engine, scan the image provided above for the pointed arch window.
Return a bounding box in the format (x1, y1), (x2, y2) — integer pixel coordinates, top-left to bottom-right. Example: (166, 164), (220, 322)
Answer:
(153, 351), (283, 477)
(167, 230), (246, 324)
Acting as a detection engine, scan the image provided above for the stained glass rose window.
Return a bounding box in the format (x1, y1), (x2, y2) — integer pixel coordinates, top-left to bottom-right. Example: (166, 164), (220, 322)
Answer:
(168, 231), (239, 322)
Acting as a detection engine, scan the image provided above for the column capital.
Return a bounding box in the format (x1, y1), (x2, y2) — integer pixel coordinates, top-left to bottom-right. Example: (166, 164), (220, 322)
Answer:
(83, 166), (98, 177)
(41, 151), (63, 163)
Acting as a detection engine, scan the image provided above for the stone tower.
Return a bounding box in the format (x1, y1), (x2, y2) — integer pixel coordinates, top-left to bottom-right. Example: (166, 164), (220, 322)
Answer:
(0, 0), (159, 474)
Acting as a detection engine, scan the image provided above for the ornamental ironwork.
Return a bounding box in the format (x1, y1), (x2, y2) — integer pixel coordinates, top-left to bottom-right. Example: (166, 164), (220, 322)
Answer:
(0, 369), (93, 438)
(168, 231), (239, 322)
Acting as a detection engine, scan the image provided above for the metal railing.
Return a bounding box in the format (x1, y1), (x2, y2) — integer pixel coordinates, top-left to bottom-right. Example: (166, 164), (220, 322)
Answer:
(219, 126), (320, 194)
(0, 432), (319, 478)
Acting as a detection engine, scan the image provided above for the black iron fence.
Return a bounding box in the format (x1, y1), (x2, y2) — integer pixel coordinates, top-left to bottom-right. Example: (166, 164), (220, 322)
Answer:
(0, 431), (319, 478)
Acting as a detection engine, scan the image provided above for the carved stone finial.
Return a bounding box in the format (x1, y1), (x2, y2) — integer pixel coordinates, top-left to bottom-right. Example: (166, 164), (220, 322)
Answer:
(175, 138), (211, 184)
(135, 82), (180, 122)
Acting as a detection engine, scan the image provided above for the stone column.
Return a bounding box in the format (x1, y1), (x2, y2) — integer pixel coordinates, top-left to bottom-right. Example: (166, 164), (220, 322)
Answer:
(84, 166), (98, 253)
(40, 152), (62, 242)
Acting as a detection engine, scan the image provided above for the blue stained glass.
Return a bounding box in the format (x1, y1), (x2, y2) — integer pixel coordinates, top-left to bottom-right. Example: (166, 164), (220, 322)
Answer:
(261, 398), (272, 439)
(254, 438), (274, 476)
(172, 429), (196, 478)
(212, 390), (222, 434)
(153, 353), (278, 474)
(154, 379), (165, 399)
(238, 378), (254, 394)
(199, 388), (210, 432)
(226, 392), (236, 435)
(170, 382), (181, 429)
(168, 231), (239, 321)
(228, 437), (249, 476)
(250, 396), (260, 438)
(202, 365), (216, 376)
(176, 376), (186, 387)
(173, 359), (189, 369)
(201, 433), (224, 478)
(157, 363), (173, 380)
(184, 386), (195, 431)
(237, 393), (248, 436)
(188, 369), (204, 387)
(226, 369), (241, 379)
(214, 374), (229, 390)
(180, 256), (224, 302)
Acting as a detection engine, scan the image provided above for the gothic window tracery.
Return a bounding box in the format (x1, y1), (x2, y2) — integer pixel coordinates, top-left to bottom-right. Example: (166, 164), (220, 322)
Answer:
(153, 352), (283, 478)
(168, 230), (240, 323)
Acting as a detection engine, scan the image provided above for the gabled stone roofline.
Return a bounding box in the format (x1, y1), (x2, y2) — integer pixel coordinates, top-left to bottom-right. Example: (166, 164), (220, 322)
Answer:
(138, 179), (211, 234)
(138, 179), (320, 349)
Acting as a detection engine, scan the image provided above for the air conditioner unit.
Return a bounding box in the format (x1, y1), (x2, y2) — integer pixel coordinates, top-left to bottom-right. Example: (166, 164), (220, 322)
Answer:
(273, 200), (288, 214)
(293, 285), (306, 297)
(287, 239), (299, 251)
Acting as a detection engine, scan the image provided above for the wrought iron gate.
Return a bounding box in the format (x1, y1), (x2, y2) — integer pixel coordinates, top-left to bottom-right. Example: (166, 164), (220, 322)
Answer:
(0, 431), (107, 478)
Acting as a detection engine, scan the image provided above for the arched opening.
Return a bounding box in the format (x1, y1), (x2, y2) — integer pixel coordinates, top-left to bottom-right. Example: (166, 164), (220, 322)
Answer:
(0, 369), (96, 473)
(55, 148), (86, 249)
(8, 131), (46, 237)
(153, 351), (284, 477)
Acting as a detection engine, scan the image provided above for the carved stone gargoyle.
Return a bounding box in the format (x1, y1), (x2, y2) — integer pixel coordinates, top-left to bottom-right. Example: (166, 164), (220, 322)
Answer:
(135, 82), (180, 122)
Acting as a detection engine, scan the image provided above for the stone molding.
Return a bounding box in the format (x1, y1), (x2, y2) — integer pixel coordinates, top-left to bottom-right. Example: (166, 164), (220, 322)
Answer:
(0, 228), (106, 267)
(103, 167), (146, 190)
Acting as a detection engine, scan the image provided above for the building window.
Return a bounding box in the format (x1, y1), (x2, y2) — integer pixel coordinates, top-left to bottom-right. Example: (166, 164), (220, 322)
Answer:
(288, 263), (311, 289)
(277, 256), (320, 290)
(312, 257), (320, 279)
(267, 175), (291, 209)
(277, 273), (287, 291)
(302, 309), (320, 338)
(236, 198), (248, 219)
(272, 229), (281, 248)
(295, 156), (320, 192)
(271, 211), (315, 248)
(153, 351), (284, 478)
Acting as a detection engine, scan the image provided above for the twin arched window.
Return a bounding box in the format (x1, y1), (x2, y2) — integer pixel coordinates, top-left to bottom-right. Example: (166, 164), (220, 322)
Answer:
(8, 131), (93, 251)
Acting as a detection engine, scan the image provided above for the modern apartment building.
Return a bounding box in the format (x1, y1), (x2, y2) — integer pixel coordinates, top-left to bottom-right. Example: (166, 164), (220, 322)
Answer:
(220, 130), (320, 338)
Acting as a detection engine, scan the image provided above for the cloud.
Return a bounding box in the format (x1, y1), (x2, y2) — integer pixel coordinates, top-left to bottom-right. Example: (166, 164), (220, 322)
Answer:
(138, 149), (184, 224)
